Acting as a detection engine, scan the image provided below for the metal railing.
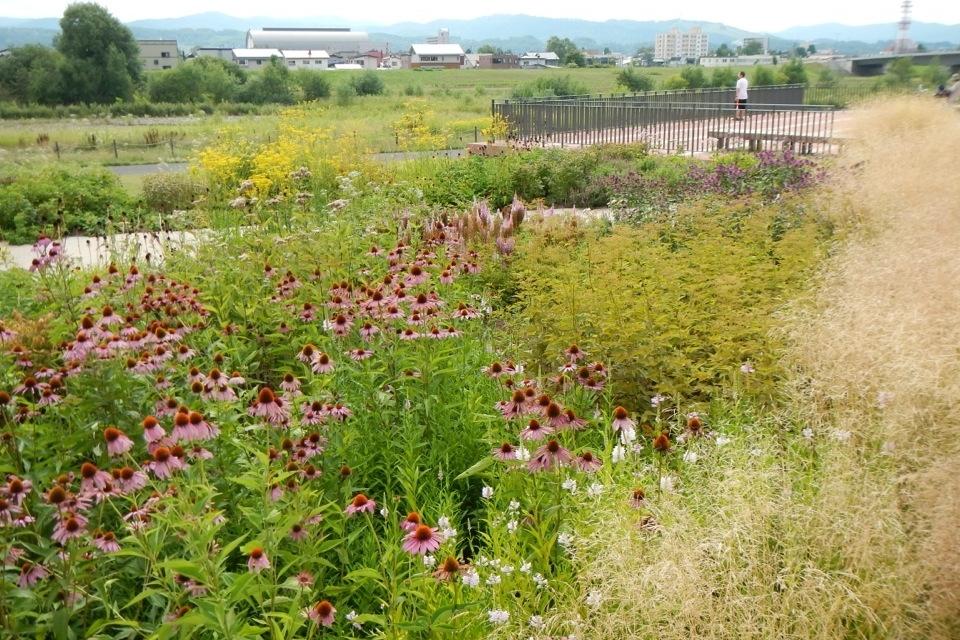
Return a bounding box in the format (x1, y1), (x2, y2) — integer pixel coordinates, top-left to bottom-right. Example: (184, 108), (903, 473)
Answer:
(492, 101), (838, 155)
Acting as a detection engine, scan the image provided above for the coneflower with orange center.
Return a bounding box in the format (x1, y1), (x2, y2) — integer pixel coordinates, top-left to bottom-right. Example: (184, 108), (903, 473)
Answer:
(104, 427), (134, 457)
(653, 433), (672, 454)
(400, 511), (422, 531)
(344, 493), (376, 516)
(432, 556), (469, 581)
(401, 524), (444, 555)
(305, 600), (336, 626)
(247, 547), (270, 573)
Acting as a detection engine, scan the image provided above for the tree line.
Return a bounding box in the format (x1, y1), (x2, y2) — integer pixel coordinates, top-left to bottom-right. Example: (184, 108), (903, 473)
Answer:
(0, 2), (386, 107)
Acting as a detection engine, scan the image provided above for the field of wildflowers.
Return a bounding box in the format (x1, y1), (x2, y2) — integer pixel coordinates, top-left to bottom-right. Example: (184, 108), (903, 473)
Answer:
(1, 97), (958, 639)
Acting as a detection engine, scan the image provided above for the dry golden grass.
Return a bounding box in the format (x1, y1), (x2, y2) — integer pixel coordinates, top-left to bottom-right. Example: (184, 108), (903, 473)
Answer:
(538, 99), (960, 639)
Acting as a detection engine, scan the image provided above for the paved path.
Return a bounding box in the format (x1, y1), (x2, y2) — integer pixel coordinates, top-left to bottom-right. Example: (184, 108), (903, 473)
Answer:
(107, 163), (188, 175)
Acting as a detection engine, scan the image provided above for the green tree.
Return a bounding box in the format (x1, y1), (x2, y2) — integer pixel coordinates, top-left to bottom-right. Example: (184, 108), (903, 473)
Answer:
(794, 46), (808, 58)
(295, 68), (332, 100)
(663, 75), (689, 90)
(616, 67), (654, 92)
(741, 41), (764, 56)
(147, 64), (204, 103)
(807, 44), (817, 55)
(886, 56), (915, 86)
(54, 3), (142, 104)
(239, 56), (295, 104)
(753, 66), (776, 86)
(192, 56), (244, 103)
(0, 45), (64, 104)
(348, 71), (386, 96)
(714, 43), (734, 57)
(477, 45), (503, 55)
(709, 67), (737, 88)
(546, 36), (584, 67)
(680, 65), (707, 89)
(777, 58), (809, 84)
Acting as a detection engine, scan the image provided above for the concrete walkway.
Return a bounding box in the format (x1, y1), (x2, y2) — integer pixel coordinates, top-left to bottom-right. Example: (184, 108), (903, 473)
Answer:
(1, 231), (201, 272)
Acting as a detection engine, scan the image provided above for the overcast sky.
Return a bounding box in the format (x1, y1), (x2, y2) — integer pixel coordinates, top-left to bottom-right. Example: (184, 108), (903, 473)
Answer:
(5, 1), (959, 34)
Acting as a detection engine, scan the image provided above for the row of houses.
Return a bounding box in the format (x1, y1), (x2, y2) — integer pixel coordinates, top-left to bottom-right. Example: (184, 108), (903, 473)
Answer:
(138, 39), (579, 71)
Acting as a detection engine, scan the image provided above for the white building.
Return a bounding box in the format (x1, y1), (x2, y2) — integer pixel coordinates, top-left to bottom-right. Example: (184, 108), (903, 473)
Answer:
(138, 40), (180, 71)
(409, 44), (465, 69)
(281, 50), (331, 70)
(245, 28), (384, 57)
(518, 52), (561, 68)
(655, 27), (709, 60)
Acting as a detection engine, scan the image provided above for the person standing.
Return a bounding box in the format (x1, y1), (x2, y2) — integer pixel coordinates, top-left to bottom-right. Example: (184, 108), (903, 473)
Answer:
(735, 71), (749, 120)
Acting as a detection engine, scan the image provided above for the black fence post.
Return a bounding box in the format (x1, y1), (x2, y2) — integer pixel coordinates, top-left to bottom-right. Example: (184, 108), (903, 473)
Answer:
(113, 140), (118, 159)
(55, 141), (60, 160)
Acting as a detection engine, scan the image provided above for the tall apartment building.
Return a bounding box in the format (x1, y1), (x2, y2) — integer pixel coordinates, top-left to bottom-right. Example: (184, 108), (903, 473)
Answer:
(654, 27), (709, 60)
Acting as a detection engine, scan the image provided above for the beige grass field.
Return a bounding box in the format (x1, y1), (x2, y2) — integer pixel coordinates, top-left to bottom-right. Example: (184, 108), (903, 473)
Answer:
(540, 98), (960, 639)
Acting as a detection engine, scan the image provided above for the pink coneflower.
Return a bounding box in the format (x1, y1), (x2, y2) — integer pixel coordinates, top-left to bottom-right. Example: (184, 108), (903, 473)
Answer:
(611, 406), (635, 432)
(51, 516), (86, 544)
(400, 511), (422, 532)
(398, 328), (420, 340)
(247, 547), (270, 573)
(631, 487), (647, 509)
(305, 600), (336, 626)
(575, 450), (603, 472)
(148, 447), (182, 479)
(248, 387), (291, 425)
(0, 497), (18, 524)
(330, 314), (353, 336)
(402, 524), (444, 555)
(295, 571), (314, 588)
(118, 466), (148, 493)
(311, 353), (335, 374)
(359, 321), (380, 339)
(543, 402), (568, 429)
(519, 419), (553, 441)
(92, 530), (121, 553)
(563, 344), (587, 362)
(580, 376), (605, 391)
(18, 562), (48, 588)
(79, 462), (112, 493)
(528, 439), (572, 473)
(500, 389), (529, 419)
(97, 305), (122, 327)
(344, 493), (376, 516)
(298, 344), (318, 363)
(4, 476), (32, 504)
(104, 427), (134, 457)
(299, 302), (317, 322)
(143, 416), (167, 443)
(280, 373), (301, 393)
(439, 270), (455, 285)
(492, 442), (517, 461)
(188, 446), (214, 460)
(433, 556), (469, 581)
(563, 409), (589, 430)
(442, 325), (463, 338)
(327, 403), (352, 421)
(289, 523), (309, 541)
(346, 348), (373, 361)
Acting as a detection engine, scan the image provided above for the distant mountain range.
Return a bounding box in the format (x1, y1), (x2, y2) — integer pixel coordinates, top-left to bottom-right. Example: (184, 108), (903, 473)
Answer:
(1, 12), (958, 56)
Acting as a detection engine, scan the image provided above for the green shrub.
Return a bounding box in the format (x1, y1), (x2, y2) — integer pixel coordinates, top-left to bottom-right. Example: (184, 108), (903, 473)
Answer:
(348, 71), (386, 96)
(511, 74), (590, 98)
(615, 68), (654, 92)
(141, 171), (206, 213)
(0, 165), (132, 243)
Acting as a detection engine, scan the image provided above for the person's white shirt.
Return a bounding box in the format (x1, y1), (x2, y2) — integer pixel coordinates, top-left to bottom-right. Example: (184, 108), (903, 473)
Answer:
(736, 76), (749, 100)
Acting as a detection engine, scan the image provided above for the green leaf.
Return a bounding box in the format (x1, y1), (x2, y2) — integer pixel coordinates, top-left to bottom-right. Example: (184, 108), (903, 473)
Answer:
(454, 455), (494, 481)
(344, 567), (383, 583)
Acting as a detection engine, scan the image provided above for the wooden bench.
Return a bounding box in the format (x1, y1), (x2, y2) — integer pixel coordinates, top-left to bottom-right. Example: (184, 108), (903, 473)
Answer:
(708, 130), (841, 154)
